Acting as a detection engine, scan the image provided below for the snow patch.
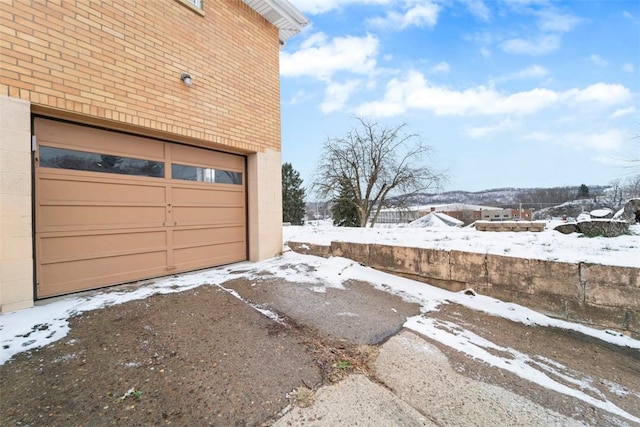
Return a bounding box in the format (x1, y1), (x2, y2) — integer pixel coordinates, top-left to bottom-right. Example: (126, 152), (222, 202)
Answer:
(405, 317), (640, 424)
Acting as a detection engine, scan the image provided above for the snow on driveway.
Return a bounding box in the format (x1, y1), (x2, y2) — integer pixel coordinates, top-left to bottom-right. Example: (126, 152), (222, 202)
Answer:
(2, 223), (640, 423)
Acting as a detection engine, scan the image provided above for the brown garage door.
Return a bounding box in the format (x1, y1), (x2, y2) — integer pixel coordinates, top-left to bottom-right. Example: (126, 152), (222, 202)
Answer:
(34, 118), (246, 298)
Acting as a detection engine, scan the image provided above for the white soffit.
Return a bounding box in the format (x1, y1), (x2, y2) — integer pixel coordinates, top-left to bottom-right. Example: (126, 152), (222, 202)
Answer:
(242, 0), (309, 43)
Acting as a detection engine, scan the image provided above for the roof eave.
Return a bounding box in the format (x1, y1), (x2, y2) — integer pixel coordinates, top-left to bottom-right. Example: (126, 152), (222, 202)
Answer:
(242, 0), (309, 43)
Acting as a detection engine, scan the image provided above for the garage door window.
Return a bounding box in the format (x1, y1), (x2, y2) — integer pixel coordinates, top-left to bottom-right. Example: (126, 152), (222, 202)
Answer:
(171, 164), (242, 185)
(40, 146), (164, 178)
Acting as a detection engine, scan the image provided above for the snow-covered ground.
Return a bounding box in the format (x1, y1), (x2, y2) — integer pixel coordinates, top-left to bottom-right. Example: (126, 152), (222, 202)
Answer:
(2, 223), (640, 423)
(286, 220), (640, 267)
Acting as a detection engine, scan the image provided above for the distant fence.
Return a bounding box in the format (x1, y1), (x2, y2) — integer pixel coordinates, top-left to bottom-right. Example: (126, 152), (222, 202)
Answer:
(287, 241), (639, 339)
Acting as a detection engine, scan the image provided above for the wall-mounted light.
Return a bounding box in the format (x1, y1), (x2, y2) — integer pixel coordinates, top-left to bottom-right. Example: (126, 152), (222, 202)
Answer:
(180, 73), (193, 87)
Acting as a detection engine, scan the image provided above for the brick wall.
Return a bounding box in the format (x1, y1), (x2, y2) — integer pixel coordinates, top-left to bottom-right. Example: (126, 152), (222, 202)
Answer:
(0, 0), (280, 153)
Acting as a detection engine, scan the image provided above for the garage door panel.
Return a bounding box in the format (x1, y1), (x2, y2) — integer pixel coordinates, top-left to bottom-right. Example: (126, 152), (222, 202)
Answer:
(172, 206), (245, 225)
(39, 205), (166, 230)
(171, 186), (244, 205)
(173, 226), (244, 247)
(173, 242), (246, 270)
(38, 175), (166, 204)
(36, 119), (165, 161)
(171, 143), (244, 171)
(38, 251), (168, 298)
(39, 231), (167, 263)
(35, 118), (247, 298)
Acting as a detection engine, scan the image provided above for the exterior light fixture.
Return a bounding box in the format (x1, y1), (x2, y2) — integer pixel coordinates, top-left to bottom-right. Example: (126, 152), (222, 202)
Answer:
(180, 73), (192, 87)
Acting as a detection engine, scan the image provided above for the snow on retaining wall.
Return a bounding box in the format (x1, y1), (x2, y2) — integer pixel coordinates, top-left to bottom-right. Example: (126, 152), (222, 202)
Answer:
(475, 220), (546, 232)
(287, 241), (639, 338)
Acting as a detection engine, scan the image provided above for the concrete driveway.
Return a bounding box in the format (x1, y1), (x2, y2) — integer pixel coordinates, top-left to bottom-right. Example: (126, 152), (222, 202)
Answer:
(2, 257), (639, 426)
(221, 266), (640, 427)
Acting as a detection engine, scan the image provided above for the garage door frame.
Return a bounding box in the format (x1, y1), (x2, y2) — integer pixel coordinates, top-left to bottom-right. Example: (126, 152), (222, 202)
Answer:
(33, 116), (249, 299)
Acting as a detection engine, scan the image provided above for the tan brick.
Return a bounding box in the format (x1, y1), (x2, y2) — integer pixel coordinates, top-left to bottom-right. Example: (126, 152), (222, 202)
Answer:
(1, 0), (281, 152)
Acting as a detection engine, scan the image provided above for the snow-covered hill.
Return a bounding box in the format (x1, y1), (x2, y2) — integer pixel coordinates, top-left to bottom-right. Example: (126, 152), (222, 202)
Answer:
(396, 185), (609, 208)
(531, 199), (603, 220)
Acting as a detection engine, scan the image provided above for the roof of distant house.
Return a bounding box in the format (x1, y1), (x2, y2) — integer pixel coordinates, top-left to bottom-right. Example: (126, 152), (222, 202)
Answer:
(422, 203), (503, 212)
(408, 212), (464, 228)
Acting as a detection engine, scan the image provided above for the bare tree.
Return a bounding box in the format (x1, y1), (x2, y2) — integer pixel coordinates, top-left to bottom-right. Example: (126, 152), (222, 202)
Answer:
(622, 174), (640, 199)
(616, 130), (640, 174)
(630, 133), (640, 172)
(601, 178), (624, 208)
(314, 117), (444, 227)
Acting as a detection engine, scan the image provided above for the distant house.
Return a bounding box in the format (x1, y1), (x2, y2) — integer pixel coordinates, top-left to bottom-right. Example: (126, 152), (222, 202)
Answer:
(377, 203), (531, 225)
(480, 209), (532, 221)
(376, 207), (423, 223)
(480, 209), (511, 221)
(0, 0), (308, 312)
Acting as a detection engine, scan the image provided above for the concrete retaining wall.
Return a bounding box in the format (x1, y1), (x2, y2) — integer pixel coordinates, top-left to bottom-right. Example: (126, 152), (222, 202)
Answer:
(475, 221), (546, 232)
(288, 241), (639, 338)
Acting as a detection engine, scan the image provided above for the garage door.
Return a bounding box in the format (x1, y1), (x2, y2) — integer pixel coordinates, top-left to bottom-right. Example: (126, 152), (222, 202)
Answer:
(34, 118), (246, 298)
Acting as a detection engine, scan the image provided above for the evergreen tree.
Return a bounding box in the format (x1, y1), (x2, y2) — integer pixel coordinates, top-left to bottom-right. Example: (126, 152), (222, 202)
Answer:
(331, 178), (360, 227)
(577, 184), (590, 199)
(282, 163), (306, 225)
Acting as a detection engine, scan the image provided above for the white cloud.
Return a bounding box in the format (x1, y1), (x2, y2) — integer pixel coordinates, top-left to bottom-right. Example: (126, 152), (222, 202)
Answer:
(460, 0), (491, 21)
(564, 83), (632, 106)
(535, 10), (582, 33)
(495, 7), (581, 58)
(501, 34), (560, 55)
(562, 130), (627, 151)
(291, 0), (391, 14)
(589, 54), (608, 67)
(496, 65), (548, 82)
(354, 70), (633, 118)
(288, 90), (314, 105)
(299, 32), (328, 49)
(369, 0), (440, 30)
(320, 80), (362, 113)
(430, 61), (450, 73)
(465, 31), (493, 45)
(465, 118), (514, 138)
(524, 132), (551, 142)
(622, 63), (635, 73)
(611, 106), (637, 118)
(280, 33), (379, 81)
(355, 70), (560, 117)
(593, 155), (633, 167)
(480, 47), (491, 58)
(526, 129), (628, 153)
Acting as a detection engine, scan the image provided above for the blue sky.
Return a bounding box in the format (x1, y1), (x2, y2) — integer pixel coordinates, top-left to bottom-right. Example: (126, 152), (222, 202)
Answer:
(278, 0), (639, 195)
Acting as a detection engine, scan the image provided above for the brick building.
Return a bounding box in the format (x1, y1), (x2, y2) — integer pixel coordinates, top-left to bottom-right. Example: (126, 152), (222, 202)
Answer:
(376, 204), (532, 225)
(0, 0), (307, 312)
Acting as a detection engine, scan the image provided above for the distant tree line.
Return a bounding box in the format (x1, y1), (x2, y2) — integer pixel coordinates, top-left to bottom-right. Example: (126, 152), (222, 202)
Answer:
(298, 126), (640, 223)
(517, 185), (596, 209)
(600, 175), (640, 209)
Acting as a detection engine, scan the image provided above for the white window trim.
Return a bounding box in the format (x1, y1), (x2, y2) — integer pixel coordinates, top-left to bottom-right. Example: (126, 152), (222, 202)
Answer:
(175, 0), (205, 16)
